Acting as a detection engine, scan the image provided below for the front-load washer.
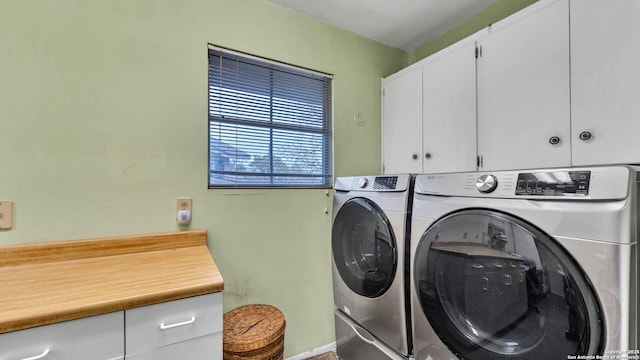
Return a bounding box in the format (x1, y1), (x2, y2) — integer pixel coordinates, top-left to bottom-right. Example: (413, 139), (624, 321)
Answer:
(410, 166), (638, 360)
(332, 174), (413, 359)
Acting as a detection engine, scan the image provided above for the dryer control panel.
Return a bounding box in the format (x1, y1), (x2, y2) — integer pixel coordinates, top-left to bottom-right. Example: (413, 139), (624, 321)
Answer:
(515, 171), (591, 196)
(373, 176), (398, 190)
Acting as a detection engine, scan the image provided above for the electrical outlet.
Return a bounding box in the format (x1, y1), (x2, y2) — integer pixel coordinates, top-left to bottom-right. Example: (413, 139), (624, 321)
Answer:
(0, 201), (13, 229)
(176, 197), (192, 225)
(176, 197), (192, 212)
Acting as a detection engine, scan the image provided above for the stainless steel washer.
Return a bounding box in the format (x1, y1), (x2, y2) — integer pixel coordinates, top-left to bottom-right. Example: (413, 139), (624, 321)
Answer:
(332, 175), (413, 359)
(410, 166), (638, 359)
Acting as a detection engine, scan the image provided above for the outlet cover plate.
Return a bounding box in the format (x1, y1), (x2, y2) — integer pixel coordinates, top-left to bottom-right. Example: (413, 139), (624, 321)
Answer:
(0, 201), (13, 229)
(176, 197), (192, 212)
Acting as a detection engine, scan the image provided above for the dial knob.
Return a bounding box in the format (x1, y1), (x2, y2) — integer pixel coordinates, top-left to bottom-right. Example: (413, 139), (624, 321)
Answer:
(358, 177), (369, 189)
(476, 174), (498, 193)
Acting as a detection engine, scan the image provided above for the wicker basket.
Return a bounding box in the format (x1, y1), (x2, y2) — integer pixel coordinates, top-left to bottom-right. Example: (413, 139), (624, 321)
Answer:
(223, 304), (286, 360)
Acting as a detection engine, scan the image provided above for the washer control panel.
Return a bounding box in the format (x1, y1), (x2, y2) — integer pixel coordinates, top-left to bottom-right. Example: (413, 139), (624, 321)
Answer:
(515, 171), (591, 196)
(334, 174), (410, 192)
(475, 174), (498, 193)
(414, 166), (630, 200)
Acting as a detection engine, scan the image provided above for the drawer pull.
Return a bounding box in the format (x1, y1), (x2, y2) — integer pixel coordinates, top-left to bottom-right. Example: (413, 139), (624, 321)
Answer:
(160, 316), (196, 330)
(19, 349), (50, 360)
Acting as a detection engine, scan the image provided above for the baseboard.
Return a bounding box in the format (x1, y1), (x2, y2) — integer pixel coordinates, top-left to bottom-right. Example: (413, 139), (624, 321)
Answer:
(285, 342), (336, 360)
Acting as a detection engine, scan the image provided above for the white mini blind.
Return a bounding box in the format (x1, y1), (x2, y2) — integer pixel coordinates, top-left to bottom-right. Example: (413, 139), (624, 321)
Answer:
(208, 46), (333, 188)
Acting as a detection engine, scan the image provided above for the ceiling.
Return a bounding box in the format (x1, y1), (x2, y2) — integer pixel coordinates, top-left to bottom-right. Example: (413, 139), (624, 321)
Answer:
(265, 0), (499, 51)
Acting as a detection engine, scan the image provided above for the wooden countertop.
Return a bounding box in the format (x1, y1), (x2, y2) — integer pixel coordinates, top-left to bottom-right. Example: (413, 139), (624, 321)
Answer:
(0, 229), (224, 334)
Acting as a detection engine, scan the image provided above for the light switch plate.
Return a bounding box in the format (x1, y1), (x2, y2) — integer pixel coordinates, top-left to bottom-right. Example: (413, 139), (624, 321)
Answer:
(0, 201), (13, 229)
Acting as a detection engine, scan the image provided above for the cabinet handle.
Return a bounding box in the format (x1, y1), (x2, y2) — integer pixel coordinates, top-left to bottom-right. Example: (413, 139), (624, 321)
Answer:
(505, 274), (512, 286)
(424, 152), (432, 159)
(579, 131), (593, 141)
(18, 349), (50, 360)
(160, 316), (196, 330)
(548, 136), (561, 145)
(411, 153), (418, 160)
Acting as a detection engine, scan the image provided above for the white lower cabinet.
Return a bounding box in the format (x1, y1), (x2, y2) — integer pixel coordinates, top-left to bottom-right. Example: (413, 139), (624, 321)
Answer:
(0, 312), (124, 360)
(0, 293), (223, 360)
(125, 292), (223, 359)
(125, 333), (222, 360)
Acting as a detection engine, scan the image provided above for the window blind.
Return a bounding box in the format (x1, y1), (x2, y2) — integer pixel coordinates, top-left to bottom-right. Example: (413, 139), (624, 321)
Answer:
(208, 46), (333, 188)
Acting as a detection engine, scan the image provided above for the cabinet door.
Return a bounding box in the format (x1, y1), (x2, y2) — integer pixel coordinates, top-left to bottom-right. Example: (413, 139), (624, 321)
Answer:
(477, 0), (570, 171)
(125, 333), (221, 360)
(125, 293), (222, 356)
(0, 312), (124, 360)
(382, 66), (423, 174)
(422, 39), (478, 174)
(570, 0), (640, 166)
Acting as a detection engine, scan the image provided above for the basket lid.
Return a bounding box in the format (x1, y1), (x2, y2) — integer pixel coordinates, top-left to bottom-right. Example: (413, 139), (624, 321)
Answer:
(223, 304), (286, 352)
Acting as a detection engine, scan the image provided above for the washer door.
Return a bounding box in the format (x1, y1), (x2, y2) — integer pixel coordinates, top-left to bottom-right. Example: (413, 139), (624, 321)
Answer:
(332, 198), (397, 298)
(414, 209), (603, 359)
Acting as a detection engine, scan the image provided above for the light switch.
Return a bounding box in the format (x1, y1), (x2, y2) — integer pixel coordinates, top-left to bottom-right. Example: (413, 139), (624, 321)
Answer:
(0, 201), (13, 229)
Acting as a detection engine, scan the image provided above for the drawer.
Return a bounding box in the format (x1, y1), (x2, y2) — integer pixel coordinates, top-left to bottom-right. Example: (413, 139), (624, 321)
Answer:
(0, 312), (124, 360)
(125, 333), (221, 360)
(125, 292), (222, 355)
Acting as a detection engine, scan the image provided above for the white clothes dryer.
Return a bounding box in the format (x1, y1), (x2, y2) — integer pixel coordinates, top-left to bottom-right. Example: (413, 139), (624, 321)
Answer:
(332, 175), (413, 359)
(410, 166), (637, 360)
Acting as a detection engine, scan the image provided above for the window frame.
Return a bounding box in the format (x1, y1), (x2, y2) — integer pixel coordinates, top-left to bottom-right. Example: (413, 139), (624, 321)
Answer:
(207, 45), (333, 189)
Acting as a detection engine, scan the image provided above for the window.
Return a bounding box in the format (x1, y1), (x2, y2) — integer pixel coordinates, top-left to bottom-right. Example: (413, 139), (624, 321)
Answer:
(208, 46), (333, 188)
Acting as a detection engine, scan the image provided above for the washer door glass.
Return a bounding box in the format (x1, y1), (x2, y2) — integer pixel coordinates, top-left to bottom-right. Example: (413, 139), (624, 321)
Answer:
(414, 209), (603, 359)
(332, 198), (397, 298)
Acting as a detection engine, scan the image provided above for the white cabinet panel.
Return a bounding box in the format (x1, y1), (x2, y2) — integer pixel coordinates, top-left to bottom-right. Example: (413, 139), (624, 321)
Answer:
(125, 293), (222, 356)
(570, 0), (640, 166)
(422, 39), (477, 174)
(477, 0), (570, 171)
(125, 333), (221, 360)
(382, 66), (423, 174)
(0, 312), (124, 360)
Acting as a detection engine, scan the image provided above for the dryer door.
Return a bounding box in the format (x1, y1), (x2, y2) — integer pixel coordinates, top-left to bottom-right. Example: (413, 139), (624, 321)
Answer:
(414, 209), (603, 359)
(332, 197), (397, 298)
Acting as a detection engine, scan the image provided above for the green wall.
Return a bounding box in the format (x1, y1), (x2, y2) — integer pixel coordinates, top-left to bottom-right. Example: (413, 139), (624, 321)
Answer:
(0, 0), (542, 356)
(408, 0), (538, 64)
(0, 0), (405, 356)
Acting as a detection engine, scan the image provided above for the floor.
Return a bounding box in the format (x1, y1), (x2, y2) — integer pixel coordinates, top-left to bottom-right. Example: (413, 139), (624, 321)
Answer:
(307, 351), (338, 360)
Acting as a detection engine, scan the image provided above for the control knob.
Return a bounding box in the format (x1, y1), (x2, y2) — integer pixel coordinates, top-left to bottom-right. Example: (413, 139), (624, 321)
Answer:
(476, 174), (498, 193)
(358, 178), (369, 189)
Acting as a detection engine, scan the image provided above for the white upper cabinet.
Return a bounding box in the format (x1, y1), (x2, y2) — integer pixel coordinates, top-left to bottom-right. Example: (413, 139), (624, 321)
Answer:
(422, 39), (477, 174)
(570, 0), (640, 166)
(476, 0), (570, 171)
(382, 66), (423, 174)
(383, 0), (640, 174)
